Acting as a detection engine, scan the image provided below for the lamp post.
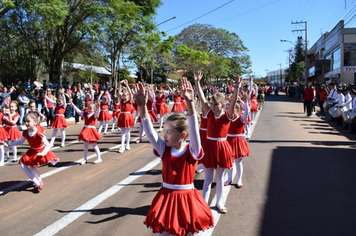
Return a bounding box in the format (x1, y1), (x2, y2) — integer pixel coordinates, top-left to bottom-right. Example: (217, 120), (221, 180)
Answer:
(150, 16), (177, 85)
(280, 39), (296, 46)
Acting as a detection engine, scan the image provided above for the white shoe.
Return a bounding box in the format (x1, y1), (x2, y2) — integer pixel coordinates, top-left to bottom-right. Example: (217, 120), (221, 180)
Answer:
(93, 158), (102, 164)
(126, 145), (131, 150)
(0, 162), (4, 166)
(119, 147), (125, 153)
(80, 160), (87, 165)
(60, 143), (65, 147)
(11, 158), (18, 163)
(196, 168), (204, 173)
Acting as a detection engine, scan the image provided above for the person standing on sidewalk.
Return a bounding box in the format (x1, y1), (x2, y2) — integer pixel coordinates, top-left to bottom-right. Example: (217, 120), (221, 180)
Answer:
(317, 84), (328, 119)
(303, 82), (315, 117)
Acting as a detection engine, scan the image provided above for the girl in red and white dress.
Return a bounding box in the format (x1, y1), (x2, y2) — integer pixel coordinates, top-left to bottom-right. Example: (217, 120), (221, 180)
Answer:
(1, 112), (59, 190)
(196, 111), (207, 174)
(133, 78), (214, 236)
(46, 91), (68, 147)
(27, 101), (46, 134)
(117, 80), (134, 153)
(4, 101), (21, 162)
(248, 76), (258, 124)
(136, 86), (158, 143)
(155, 88), (169, 131)
(83, 83), (94, 114)
(71, 100), (103, 164)
(167, 84), (184, 113)
(225, 97), (250, 188)
(97, 91), (112, 135)
(111, 96), (121, 131)
(195, 71), (241, 213)
(0, 110), (9, 166)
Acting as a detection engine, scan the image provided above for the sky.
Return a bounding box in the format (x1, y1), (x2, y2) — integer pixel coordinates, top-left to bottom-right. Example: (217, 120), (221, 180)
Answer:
(153, 0), (356, 78)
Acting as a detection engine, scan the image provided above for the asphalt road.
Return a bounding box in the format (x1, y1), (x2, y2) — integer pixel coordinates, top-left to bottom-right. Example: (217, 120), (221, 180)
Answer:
(0, 94), (355, 236)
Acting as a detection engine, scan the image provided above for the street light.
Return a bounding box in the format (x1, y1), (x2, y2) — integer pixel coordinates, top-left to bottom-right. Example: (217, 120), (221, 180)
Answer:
(280, 39), (296, 46)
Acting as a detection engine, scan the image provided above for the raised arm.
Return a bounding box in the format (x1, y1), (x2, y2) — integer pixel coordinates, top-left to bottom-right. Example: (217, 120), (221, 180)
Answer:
(70, 99), (84, 116)
(132, 82), (165, 156)
(45, 95), (56, 106)
(181, 77), (201, 159)
(123, 80), (133, 102)
(194, 71), (210, 114)
(227, 75), (242, 118)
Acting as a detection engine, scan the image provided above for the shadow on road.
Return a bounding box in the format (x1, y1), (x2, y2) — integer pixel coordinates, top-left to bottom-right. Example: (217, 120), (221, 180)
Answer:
(56, 205), (151, 224)
(259, 146), (356, 236)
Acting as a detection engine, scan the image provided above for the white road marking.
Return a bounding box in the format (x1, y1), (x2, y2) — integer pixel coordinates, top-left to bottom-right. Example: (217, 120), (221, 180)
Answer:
(34, 158), (161, 236)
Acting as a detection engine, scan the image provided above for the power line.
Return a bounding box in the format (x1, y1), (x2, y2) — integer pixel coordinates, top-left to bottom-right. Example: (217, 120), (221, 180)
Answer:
(165, 0), (235, 33)
(213, 0), (280, 26)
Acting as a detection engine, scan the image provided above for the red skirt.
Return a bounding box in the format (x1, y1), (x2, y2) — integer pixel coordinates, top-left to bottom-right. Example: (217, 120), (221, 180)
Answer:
(4, 126), (21, 141)
(202, 139), (234, 169)
(98, 111), (112, 121)
(144, 187), (214, 236)
(78, 127), (103, 143)
(19, 147), (59, 166)
(0, 127), (9, 141)
(171, 103), (184, 113)
(50, 115), (68, 129)
(227, 136), (249, 158)
(250, 101), (258, 112)
(138, 110), (158, 123)
(117, 113), (134, 128)
(112, 110), (120, 118)
(156, 104), (169, 115)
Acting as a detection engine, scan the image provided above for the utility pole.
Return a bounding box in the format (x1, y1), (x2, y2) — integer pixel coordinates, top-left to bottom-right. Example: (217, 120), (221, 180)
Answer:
(291, 21), (308, 84)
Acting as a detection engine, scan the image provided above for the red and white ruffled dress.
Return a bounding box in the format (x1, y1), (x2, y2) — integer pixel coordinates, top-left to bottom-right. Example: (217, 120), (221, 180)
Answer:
(249, 94), (258, 113)
(145, 144), (214, 236)
(4, 113), (21, 141)
(227, 116), (249, 158)
(78, 112), (103, 143)
(50, 105), (68, 129)
(112, 102), (120, 118)
(137, 99), (158, 123)
(19, 129), (59, 166)
(155, 95), (169, 115)
(171, 95), (184, 113)
(202, 109), (234, 169)
(0, 113), (10, 142)
(117, 100), (135, 128)
(98, 102), (112, 121)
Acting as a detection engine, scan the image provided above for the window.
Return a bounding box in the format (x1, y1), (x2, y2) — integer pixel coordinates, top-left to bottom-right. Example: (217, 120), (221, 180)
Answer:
(332, 48), (341, 70)
(344, 45), (356, 66)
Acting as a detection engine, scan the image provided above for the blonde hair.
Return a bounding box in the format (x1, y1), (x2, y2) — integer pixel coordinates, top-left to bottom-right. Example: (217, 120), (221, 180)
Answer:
(211, 92), (225, 104)
(166, 113), (189, 139)
(26, 111), (39, 122)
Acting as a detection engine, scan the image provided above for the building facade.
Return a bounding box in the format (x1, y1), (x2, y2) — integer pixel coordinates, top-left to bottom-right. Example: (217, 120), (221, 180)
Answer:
(267, 68), (287, 85)
(307, 20), (356, 84)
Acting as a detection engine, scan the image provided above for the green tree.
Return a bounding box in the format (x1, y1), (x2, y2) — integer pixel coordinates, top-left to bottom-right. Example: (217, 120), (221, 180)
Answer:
(174, 23), (251, 83)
